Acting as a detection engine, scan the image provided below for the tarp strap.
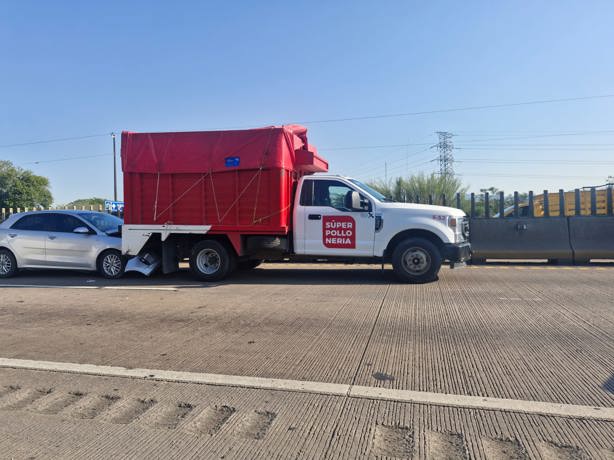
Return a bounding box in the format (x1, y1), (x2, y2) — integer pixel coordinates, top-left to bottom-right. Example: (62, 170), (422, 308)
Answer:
(253, 203), (291, 224)
(209, 170), (221, 223)
(154, 173), (210, 221)
(153, 172), (161, 221)
(217, 168), (263, 223)
(152, 128), (286, 226)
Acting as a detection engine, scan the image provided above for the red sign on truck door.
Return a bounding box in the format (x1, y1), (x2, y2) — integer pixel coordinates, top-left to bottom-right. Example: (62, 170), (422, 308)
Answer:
(323, 216), (356, 249)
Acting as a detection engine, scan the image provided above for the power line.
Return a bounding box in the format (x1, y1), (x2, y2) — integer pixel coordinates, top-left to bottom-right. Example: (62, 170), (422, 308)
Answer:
(456, 143), (614, 147)
(456, 158), (614, 165)
(0, 133), (111, 149)
(355, 158), (436, 181)
(322, 142), (431, 151)
(455, 173), (606, 179)
(294, 93), (614, 125)
(342, 147), (433, 177)
(4, 93), (614, 150)
(454, 129), (614, 137)
(22, 154), (109, 165)
(458, 130), (614, 143)
(456, 146), (614, 151)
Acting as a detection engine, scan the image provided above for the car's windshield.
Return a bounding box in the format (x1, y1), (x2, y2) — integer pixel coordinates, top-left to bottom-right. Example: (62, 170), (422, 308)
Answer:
(79, 213), (123, 233)
(348, 179), (395, 202)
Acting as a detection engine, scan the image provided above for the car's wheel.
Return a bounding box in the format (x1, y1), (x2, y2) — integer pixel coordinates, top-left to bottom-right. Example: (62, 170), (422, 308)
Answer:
(238, 259), (262, 270)
(189, 240), (235, 281)
(0, 248), (18, 278)
(97, 249), (125, 279)
(392, 238), (442, 283)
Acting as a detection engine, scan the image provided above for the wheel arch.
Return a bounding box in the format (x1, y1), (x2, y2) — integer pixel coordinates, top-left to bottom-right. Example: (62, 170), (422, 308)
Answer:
(384, 229), (444, 259)
(96, 246), (122, 265)
(0, 245), (18, 263)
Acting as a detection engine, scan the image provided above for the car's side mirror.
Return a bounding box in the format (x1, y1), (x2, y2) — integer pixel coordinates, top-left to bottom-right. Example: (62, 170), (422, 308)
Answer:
(73, 226), (90, 234)
(351, 191), (370, 212)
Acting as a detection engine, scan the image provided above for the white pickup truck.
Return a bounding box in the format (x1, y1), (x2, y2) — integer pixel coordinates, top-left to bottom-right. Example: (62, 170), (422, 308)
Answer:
(288, 175), (470, 282)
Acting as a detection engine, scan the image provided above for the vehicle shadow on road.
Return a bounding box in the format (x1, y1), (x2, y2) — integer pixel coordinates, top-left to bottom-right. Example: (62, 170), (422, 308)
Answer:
(0, 267), (397, 287)
(230, 267), (396, 285)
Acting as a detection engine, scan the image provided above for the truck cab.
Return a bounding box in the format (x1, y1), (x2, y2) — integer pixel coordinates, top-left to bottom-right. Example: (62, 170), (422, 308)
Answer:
(291, 175), (470, 282)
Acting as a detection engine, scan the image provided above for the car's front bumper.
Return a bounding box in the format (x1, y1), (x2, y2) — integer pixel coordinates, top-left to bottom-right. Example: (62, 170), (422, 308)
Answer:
(442, 242), (471, 262)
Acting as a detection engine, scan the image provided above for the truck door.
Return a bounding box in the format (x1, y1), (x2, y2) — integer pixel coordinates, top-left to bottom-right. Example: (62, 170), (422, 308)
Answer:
(297, 179), (375, 256)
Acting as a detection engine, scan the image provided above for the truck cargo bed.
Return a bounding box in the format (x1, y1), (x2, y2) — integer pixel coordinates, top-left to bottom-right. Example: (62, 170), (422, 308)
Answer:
(122, 125), (327, 234)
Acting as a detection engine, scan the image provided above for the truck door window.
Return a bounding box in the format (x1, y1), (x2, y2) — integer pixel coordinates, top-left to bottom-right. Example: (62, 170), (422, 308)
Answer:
(312, 180), (357, 211)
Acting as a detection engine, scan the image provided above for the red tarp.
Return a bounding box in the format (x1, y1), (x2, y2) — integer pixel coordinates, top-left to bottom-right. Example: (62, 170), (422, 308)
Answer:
(121, 125), (328, 233)
(122, 125), (328, 174)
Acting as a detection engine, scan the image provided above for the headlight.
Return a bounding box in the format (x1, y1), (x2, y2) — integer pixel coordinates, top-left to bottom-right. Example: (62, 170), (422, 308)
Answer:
(447, 216), (466, 242)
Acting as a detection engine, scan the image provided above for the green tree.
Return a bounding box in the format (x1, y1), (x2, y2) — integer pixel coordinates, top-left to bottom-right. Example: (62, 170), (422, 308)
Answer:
(0, 160), (52, 209)
(368, 173), (468, 205)
(64, 197), (106, 209)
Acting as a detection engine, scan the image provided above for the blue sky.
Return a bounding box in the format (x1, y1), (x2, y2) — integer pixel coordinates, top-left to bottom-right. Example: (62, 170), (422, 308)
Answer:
(1, 1), (613, 204)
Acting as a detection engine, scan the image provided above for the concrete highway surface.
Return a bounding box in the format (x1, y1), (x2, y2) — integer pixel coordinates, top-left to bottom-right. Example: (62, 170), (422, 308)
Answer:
(0, 263), (612, 459)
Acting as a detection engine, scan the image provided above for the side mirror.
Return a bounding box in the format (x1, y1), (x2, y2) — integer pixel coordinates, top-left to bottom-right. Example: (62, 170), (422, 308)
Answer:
(73, 226), (90, 234)
(351, 191), (370, 211)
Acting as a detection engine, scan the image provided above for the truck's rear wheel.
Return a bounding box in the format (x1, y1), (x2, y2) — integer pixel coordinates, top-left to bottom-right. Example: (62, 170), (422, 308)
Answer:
(190, 240), (235, 281)
(392, 238), (441, 283)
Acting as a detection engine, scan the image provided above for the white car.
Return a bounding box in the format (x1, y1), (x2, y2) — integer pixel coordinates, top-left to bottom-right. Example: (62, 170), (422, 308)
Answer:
(0, 210), (124, 278)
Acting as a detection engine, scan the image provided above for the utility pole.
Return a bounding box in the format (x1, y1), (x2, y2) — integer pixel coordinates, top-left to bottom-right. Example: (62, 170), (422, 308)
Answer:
(435, 131), (454, 177)
(111, 132), (117, 201)
(385, 161), (388, 183)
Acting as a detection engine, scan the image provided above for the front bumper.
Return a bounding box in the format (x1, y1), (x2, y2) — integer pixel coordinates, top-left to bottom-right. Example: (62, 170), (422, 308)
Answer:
(442, 242), (471, 262)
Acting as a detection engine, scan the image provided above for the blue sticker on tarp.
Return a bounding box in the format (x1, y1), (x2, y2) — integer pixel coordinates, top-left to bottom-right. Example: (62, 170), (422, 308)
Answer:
(225, 156), (240, 167)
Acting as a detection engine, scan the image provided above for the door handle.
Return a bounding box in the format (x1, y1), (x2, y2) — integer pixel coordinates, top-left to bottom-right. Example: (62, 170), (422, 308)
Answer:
(48, 235), (57, 240)
(8, 233), (17, 238)
(308, 214), (322, 220)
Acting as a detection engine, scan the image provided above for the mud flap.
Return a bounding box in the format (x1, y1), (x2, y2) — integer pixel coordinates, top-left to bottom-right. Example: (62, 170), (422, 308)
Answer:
(162, 238), (179, 274)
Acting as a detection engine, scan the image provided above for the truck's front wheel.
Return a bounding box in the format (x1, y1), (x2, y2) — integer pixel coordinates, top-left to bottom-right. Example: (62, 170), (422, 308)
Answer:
(392, 238), (441, 283)
(190, 240), (235, 281)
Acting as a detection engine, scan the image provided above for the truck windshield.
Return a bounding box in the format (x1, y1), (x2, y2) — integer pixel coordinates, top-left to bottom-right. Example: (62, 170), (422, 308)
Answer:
(348, 179), (395, 202)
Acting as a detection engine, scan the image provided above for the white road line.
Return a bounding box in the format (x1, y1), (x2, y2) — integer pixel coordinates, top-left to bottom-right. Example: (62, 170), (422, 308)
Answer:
(0, 358), (612, 421)
(0, 285), (178, 291)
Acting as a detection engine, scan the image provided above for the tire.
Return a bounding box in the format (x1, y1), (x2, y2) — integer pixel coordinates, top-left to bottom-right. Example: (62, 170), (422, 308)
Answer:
(97, 249), (125, 279)
(189, 240), (236, 281)
(391, 238), (442, 283)
(0, 248), (18, 278)
(238, 259), (262, 270)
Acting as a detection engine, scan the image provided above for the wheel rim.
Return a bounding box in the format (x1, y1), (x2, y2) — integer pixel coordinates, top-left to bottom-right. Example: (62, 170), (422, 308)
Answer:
(196, 248), (221, 275)
(401, 247), (431, 275)
(0, 253), (12, 275)
(103, 253), (122, 276)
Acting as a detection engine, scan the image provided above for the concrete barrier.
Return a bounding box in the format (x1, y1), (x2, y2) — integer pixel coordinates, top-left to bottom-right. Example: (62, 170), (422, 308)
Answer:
(469, 218), (573, 260)
(568, 216), (614, 262)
